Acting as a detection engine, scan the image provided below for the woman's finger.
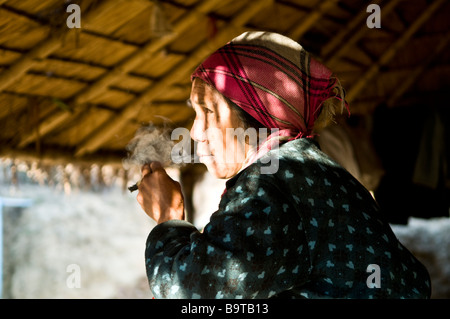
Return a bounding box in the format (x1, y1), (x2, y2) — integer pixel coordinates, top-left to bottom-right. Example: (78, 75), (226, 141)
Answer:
(150, 161), (163, 172)
(141, 163), (152, 175)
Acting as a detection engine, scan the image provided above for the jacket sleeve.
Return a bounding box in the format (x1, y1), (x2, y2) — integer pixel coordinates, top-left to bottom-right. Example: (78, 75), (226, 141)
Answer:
(145, 169), (311, 299)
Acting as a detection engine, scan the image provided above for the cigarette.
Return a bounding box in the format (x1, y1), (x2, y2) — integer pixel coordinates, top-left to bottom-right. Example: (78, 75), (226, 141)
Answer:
(128, 180), (141, 193)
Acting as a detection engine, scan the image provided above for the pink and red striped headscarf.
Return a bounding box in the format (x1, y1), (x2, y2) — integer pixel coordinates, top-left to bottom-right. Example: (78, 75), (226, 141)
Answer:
(191, 31), (347, 138)
(191, 31), (347, 166)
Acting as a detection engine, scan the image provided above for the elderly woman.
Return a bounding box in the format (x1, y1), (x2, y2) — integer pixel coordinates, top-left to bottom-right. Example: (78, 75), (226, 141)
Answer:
(136, 31), (431, 299)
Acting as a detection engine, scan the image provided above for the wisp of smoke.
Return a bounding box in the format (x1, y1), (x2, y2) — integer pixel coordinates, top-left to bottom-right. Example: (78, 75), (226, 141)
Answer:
(123, 123), (175, 170)
(123, 122), (194, 192)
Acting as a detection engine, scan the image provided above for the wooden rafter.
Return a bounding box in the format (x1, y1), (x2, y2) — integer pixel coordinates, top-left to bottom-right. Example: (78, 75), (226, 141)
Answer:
(325, 0), (402, 70)
(74, 0), (274, 157)
(0, 0), (126, 93)
(321, 0), (380, 59)
(18, 108), (79, 148)
(0, 37), (61, 92)
(345, 0), (446, 103)
(287, 0), (339, 41)
(387, 32), (450, 107)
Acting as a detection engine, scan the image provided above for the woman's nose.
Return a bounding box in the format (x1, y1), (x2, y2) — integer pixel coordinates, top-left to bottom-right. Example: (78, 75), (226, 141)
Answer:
(190, 119), (205, 142)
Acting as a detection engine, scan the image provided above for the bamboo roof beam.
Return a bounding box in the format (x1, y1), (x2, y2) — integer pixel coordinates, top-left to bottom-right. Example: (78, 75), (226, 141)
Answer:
(345, 0), (446, 103)
(0, 0), (126, 93)
(0, 38), (61, 92)
(17, 109), (79, 149)
(322, 0), (383, 59)
(288, 0), (339, 41)
(325, 0), (402, 70)
(72, 0), (224, 105)
(387, 32), (450, 107)
(74, 0), (274, 157)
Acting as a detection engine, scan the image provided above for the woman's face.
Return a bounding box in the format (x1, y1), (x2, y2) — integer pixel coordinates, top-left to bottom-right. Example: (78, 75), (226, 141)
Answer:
(189, 78), (249, 179)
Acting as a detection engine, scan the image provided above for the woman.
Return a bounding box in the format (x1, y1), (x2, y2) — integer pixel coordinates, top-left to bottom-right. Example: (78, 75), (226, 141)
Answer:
(136, 31), (431, 298)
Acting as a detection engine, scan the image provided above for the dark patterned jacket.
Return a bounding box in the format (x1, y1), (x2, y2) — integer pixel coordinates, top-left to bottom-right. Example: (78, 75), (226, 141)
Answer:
(145, 138), (431, 298)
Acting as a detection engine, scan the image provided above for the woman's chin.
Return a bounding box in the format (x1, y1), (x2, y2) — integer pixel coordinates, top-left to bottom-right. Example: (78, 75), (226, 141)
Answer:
(202, 158), (242, 180)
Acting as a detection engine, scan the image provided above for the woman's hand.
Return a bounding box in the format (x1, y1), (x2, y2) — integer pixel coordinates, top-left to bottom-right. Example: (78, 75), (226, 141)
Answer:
(136, 161), (185, 224)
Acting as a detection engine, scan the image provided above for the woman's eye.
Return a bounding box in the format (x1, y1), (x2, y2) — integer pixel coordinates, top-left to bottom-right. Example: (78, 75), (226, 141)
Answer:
(202, 107), (213, 114)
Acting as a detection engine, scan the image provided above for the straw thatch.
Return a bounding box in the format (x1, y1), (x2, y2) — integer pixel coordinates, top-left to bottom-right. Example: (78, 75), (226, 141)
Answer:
(0, 0), (449, 166)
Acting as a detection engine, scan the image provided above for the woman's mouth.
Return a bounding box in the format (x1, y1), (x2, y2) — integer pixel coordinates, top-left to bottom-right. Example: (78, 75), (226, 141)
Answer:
(197, 154), (213, 162)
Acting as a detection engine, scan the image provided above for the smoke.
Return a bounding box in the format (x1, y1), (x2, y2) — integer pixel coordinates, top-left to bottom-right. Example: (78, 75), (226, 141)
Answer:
(123, 123), (175, 169)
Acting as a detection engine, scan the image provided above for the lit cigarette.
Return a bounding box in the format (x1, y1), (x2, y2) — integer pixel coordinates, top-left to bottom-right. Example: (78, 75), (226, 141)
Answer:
(128, 180), (141, 193)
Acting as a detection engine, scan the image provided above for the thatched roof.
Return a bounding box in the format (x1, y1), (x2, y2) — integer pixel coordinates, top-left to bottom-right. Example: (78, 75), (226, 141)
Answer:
(1, 0), (449, 166)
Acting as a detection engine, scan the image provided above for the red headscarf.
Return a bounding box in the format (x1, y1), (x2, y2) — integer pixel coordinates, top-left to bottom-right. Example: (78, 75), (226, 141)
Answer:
(191, 31), (348, 166)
